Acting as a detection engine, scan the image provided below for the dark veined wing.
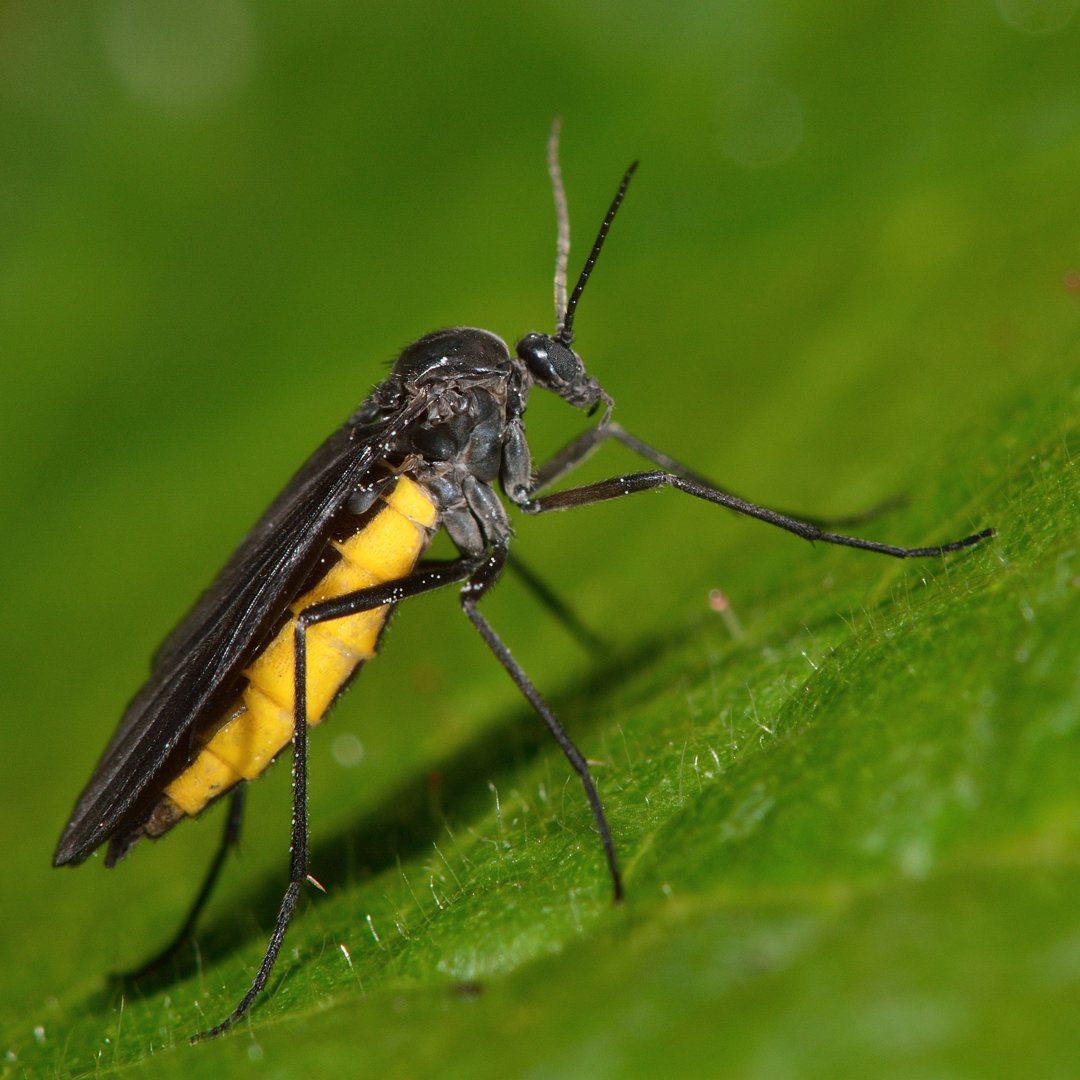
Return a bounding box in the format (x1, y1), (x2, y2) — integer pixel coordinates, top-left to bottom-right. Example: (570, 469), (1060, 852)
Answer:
(54, 397), (424, 866)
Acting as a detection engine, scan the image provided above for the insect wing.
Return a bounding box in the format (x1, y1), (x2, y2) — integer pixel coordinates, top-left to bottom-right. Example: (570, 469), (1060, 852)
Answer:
(54, 404), (413, 866)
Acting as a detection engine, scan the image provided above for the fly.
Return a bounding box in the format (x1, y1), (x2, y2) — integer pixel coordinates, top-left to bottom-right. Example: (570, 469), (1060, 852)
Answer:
(54, 123), (995, 1041)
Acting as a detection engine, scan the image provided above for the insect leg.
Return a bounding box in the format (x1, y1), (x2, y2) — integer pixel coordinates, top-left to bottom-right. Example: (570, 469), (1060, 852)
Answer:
(460, 545), (622, 901)
(121, 786), (247, 983)
(507, 552), (607, 654)
(529, 415), (616, 494)
(533, 420), (908, 529)
(605, 425), (914, 528)
(520, 470), (993, 558)
(192, 557), (481, 1042)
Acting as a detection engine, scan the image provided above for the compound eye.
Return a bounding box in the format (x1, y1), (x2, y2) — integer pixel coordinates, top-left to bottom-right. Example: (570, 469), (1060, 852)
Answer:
(516, 332), (582, 386)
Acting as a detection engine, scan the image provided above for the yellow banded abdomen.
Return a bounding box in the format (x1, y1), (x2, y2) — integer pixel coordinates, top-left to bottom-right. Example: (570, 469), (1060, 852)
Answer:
(157, 476), (438, 824)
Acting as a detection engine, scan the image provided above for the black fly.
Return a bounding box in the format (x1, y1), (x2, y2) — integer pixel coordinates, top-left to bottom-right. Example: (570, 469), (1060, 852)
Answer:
(54, 123), (994, 1040)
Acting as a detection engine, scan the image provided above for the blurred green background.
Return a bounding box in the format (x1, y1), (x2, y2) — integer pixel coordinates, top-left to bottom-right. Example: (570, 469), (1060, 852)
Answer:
(3, 2), (1080, 1077)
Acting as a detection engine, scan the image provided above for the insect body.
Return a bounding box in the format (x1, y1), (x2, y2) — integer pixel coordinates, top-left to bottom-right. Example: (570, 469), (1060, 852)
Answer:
(134, 475), (439, 843)
(54, 129), (994, 1041)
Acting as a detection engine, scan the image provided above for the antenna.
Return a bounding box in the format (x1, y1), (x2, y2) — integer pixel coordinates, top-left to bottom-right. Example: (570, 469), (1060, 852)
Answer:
(557, 157), (638, 348)
(548, 118), (571, 334)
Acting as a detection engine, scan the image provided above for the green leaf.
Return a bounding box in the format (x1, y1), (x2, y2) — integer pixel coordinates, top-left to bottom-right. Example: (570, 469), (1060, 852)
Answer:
(3, 4), (1079, 1078)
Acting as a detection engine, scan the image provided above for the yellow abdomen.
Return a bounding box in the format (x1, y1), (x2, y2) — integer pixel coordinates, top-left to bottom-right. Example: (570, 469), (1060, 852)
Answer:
(153, 476), (438, 828)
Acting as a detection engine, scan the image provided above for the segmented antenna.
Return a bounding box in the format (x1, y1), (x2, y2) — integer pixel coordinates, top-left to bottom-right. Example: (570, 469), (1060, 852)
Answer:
(557, 157), (638, 348)
(548, 118), (571, 334)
